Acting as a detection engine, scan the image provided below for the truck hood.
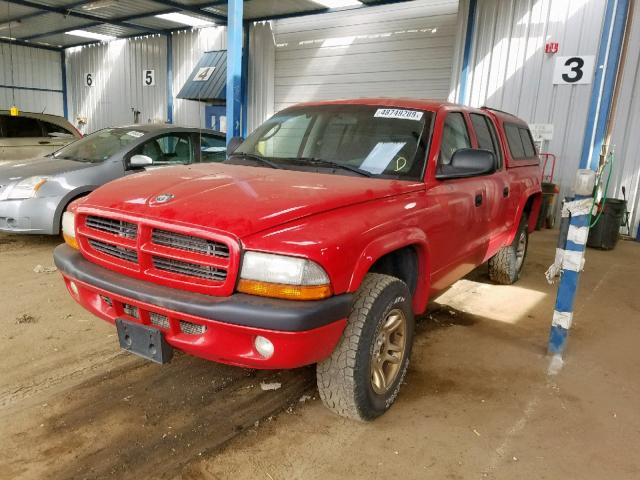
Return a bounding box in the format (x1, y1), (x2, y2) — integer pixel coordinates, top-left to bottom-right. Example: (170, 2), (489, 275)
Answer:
(82, 163), (423, 239)
(0, 157), (95, 185)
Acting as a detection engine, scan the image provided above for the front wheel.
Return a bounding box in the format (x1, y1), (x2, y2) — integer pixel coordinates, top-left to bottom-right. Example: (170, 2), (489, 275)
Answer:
(316, 273), (415, 421)
(488, 215), (529, 284)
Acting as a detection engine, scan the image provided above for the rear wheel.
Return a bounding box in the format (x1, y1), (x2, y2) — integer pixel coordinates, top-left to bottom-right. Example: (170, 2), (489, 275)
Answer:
(488, 215), (529, 285)
(316, 273), (414, 421)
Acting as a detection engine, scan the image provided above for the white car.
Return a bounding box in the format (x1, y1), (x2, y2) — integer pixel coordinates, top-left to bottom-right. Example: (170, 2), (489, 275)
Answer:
(0, 111), (82, 163)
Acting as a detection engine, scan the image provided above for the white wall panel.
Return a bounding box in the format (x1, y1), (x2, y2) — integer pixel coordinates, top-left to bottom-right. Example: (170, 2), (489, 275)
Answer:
(464, 0), (608, 204)
(609, 2), (640, 236)
(65, 35), (167, 133)
(272, 0), (460, 112)
(171, 27), (227, 128)
(0, 43), (63, 115)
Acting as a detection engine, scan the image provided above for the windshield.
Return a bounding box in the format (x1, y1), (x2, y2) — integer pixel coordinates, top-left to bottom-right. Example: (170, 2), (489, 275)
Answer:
(53, 128), (146, 163)
(232, 105), (433, 180)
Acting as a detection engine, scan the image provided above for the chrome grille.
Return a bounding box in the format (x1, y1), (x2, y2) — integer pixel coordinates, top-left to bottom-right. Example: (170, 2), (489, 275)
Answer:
(152, 256), (227, 281)
(150, 312), (169, 329)
(87, 216), (137, 239)
(152, 229), (230, 258)
(88, 238), (138, 263)
(180, 320), (207, 335)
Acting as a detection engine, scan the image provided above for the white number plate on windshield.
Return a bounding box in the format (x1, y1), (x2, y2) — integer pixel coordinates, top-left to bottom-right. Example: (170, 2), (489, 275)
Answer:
(374, 108), (423, 121)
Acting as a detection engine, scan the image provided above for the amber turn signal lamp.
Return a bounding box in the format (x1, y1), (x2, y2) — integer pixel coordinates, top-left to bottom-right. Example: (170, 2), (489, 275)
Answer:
(237, 279), (332, 301)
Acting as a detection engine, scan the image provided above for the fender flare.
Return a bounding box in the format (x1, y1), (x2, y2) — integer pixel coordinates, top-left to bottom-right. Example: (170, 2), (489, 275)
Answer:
(507, 189), (542, 243)
(348, 227), (431, 314)
(52, 186), (97, 234)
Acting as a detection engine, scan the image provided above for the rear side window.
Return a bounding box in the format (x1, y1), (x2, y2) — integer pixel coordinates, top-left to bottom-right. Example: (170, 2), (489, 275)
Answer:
(470, 113), (502, 168)
(439, 112), (471, 165)
(505, 123), (537, 159)
(519, 128), (536, 157)
(4, 116), (42, 138)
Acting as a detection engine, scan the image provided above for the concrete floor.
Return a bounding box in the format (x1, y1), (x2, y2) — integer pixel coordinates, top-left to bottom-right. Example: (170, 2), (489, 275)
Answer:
(1, 229), (639, 479)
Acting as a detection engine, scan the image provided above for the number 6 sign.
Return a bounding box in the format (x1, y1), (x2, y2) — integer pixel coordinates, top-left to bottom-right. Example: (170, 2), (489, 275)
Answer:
(553, 55), (595, 84)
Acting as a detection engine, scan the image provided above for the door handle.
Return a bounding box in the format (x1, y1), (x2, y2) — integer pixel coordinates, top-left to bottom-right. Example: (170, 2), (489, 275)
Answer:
(475, 193), (483, 207)
(503, 186), (509, 198)
(38, 141), (50, 145)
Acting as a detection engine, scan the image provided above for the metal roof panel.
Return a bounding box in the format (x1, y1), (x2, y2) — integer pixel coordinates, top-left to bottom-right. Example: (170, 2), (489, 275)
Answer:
(177, 49), (227, 102)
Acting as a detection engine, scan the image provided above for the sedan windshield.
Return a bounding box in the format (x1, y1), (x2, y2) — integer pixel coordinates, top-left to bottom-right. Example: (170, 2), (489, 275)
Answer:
(53, 128), (146, 163)
(231, 105), (433, 180)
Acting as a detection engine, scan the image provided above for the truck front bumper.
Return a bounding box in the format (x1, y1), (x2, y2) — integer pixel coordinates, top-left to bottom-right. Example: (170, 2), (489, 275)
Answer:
(53, 245), (351, 369)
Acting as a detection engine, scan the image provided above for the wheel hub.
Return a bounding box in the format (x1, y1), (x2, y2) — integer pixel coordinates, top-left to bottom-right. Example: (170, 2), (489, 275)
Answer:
(370, 309), (406, 395)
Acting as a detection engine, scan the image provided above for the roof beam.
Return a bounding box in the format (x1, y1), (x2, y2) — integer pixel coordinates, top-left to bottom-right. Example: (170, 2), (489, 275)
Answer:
(19, 9), (179, 41)
(0, 37), (62, 51)
(4, 0), (166, 35)
(0, 0), (94, 24)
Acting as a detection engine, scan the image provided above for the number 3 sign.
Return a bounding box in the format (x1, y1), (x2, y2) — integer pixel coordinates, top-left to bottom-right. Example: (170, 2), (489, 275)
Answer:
(553, 55), (595, 84)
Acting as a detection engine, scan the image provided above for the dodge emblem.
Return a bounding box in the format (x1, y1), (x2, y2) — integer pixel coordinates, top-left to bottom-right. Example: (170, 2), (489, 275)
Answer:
(154, 193), (175, 204)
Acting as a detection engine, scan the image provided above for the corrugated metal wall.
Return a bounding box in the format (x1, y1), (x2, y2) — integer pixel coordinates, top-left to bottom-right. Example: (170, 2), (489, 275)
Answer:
(171, 27), (227, 128)
(65, 35), (167, 133)
(0, 44), (63, 115)
(247, 22), (276, 133)
(609, 1), (640, 236)
(463, 0), (608, 203)
(271, 0), (460, 112)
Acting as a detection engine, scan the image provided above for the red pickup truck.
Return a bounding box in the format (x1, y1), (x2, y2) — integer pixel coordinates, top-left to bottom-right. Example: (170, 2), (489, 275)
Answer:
(54, 99), (541, 420)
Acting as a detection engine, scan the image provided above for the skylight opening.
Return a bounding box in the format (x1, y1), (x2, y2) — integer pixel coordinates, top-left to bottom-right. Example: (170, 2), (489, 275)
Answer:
(311, 0), (362, 8)
(65, 30), (116, 41)
(155, 13), (214, 27)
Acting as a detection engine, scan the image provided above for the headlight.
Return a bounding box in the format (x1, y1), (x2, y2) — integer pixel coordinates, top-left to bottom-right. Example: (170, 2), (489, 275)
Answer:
(237, 251), (332, 300)
(62, 211), (79, 249)
(6, 176), (48, 200)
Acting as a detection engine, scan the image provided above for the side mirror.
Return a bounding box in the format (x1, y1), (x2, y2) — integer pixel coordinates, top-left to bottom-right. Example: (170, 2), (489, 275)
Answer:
(129, 154), (153, 167)
(227, 136), (244, 154)
(436, 149), (496, 180)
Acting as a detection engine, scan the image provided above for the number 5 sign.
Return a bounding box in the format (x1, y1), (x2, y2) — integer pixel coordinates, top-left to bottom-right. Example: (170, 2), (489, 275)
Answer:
(143, 69), (155, 86)
(553, 55), (595, 84)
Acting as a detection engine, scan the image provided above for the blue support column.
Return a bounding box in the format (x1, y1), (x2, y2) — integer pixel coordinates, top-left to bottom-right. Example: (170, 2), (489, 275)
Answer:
(60, 50), (69, 120)
(457, 0), (477, 105)
(226, 0), (244, 144)
(241, 22), (250, 138)
(579, 0), (630, 170)
(166, 33), (174, 124)
(548, 195), (592, 356)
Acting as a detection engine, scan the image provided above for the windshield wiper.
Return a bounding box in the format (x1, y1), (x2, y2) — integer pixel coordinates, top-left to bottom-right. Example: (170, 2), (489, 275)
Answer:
(297, 158), (372, 177)
(229, 152), (281, 169)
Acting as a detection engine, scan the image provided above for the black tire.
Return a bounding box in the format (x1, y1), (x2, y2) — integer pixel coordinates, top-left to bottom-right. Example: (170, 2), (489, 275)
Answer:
(488, 215), (529, 285)
(316, 273), (415, 421)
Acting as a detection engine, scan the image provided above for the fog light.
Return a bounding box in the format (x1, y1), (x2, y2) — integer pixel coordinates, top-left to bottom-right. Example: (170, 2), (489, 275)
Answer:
(254, 336), (274, 359)
(69, 280), (79, 296)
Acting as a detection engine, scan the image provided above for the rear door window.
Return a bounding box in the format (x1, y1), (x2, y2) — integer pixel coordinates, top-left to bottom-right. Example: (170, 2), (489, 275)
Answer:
(4, 116), (43, 138)
(470, 113), (502, 168)
(504, 124), (526, 159)
(439, 112), (471, 165)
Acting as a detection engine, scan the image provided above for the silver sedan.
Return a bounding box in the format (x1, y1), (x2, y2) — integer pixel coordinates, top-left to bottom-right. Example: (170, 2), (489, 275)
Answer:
(0, 124), (225, 235)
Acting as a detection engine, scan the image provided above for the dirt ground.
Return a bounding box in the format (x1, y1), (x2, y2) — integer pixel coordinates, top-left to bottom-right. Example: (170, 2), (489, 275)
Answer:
(0, 230), (638, 480)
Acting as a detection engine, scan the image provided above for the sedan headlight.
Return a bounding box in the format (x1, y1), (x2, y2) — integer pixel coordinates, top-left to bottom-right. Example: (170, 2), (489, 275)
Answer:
(237, 251), (332, 300)
(62, 211), (79, 249)
(6, 176), (48, 200)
